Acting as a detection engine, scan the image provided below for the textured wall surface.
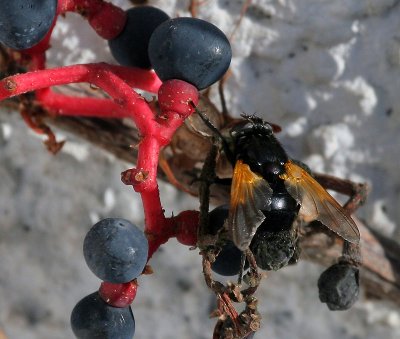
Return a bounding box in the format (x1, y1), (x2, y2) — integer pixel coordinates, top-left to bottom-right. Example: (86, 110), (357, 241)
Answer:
(1, 0), (400, 338)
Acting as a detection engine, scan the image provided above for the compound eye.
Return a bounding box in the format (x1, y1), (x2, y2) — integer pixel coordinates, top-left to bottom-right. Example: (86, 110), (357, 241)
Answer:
(263, 122), (273, 132)
(230, 122), (253, 137)
(242, 122), (253, 131)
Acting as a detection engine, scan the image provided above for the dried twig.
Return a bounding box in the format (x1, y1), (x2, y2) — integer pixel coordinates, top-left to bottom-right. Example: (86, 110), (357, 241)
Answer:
(1, 99), (400, 307)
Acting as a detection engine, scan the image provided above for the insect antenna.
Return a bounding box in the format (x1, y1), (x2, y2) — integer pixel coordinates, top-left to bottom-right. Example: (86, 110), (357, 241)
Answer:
(189, 101), (235, 164)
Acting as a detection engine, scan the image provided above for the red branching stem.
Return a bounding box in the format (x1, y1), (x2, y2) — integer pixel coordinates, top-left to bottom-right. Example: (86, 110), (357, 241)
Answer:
(32, 65), (162, 118)
(128, 135), (177, 259)
(19, 0), (127, 70)
(133, 131), (181, 258)
(59, 0), (127, 39)
(128, 80), (200, 258)
(108, 65), (162, 93)
(1, 0), (204, 312)
(0, 63), (161, 96)
(155, 112), (193, 144)
(146, 212), (174, 258)
(37, 89), (127, 117)
(121, 134), (190, 259)
(27, 53), (47, 71)
(0, 63), (161, 126)
(135, 137), (162, 192)
(0, 61), (198, 262)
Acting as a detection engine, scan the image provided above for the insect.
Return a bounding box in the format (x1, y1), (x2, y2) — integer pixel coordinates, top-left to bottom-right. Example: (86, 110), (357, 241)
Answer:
(225, 115), (360, 252)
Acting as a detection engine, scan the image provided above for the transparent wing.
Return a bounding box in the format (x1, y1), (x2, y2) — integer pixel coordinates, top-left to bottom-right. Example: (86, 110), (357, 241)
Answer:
(227, 160), (273, 250)
(280, 161), (360, 244)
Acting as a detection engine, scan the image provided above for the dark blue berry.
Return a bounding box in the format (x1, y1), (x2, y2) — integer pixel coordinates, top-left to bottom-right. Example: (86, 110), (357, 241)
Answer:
(148, 17), (232, 90)
(318, 263), (359, 310)
(211, 241), (244, 276)
(208, 205), (244, 276)
(108, 6), (170, 69)
(208, 205), (230, 235)
(83, 218), (148, 283)
(0, 1), (57, 50)
(71, 292), (135, 339)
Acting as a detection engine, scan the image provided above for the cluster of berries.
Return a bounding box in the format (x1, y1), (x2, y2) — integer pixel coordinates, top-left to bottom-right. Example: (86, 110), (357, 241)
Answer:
(0, 1), (361, 338)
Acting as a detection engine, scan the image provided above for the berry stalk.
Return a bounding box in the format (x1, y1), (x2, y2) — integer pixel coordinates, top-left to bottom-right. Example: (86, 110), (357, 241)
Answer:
(59, 0), (127, 39)
(0, 63), (160, 120)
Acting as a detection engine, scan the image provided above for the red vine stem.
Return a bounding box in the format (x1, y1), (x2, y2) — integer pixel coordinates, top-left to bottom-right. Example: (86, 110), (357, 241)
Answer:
(0, 63), (199, 259)
(59, 0), (127, 39)
(0, 63), (161, 96)
(22, 0), (126, 55)
(0, 63), (161, 117)
(36, 91), (127, 117)
(1, 0), (202, 309)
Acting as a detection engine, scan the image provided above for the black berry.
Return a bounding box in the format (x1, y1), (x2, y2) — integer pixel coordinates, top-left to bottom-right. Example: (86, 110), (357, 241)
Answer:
(71, 292), (135, 339)
(318, 263), (359, 311)
(83, 218), (148, 283)
(208, 205), (245, 276)
(0, 0), (57, 50)
(108, 6), (169, 69)
(148, 17), (232, 89)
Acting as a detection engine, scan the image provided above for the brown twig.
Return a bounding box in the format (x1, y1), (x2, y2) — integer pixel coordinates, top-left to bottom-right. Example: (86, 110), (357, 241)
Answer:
(1, 97), (400, 307)
(229, 0), (252, 41)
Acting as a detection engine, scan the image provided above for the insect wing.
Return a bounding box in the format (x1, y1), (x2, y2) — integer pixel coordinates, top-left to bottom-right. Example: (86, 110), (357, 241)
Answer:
(281, 161), (360, 244)
(228, 160), (273, 250)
